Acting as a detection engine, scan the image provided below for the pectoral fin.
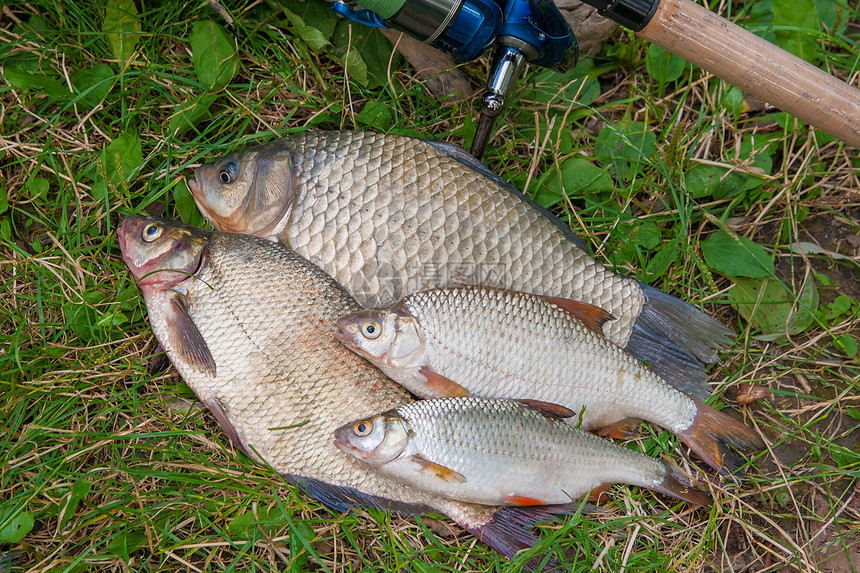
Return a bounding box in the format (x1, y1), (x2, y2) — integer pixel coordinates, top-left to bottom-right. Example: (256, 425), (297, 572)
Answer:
(595, 417), (642, 439)
(540, 296), (613, 335)
(167, 292), (216, 377)
(419, 367), (470, 397)
(411, 454), (466, 483)
(516, 399), (575, 420)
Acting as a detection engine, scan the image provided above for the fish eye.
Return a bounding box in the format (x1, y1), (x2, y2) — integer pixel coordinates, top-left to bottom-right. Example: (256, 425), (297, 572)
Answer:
(142, 222), (163, 242)
(361, 320), (381, 340)
(353, 420), (373, 437)
(218, 161), (238, 184)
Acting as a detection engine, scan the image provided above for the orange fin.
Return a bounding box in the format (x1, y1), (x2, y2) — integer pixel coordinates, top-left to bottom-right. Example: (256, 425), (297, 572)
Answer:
(653, 462), (712, 507)
(501, 494), (545, 506)
(676, 397), (766, 476)
(419, 367), (471, 397)
(516, 399), (575, 420)
(586, 484), (611, 503)
(595, 418), (642, 439)
(540, 296), (614, 335)
(411, 455), (466, 483)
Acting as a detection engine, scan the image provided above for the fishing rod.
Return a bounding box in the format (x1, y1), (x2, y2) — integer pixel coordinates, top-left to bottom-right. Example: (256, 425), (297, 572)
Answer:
(330, 0), (860, 158)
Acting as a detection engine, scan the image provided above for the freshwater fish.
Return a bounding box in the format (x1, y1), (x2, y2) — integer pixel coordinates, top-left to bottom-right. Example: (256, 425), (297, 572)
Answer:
(335, 287), (764, 475)
(187, 130), (733, 399)
(335, 397), (712, 507)
(118, 215), (580, 564)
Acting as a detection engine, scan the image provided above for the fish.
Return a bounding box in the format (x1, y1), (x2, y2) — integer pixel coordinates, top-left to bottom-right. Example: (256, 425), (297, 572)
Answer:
(187, 130), (733, 399)
(335, 286), (764, 475)
(334, 397), (712, 507)
(118, 215), (584, 565)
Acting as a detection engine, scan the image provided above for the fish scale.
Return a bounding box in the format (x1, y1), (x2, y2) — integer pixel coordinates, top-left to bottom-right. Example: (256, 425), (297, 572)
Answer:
(286, 132), (632, 337)
(190, 130), (735, 397)
(414, 288), (694, 431)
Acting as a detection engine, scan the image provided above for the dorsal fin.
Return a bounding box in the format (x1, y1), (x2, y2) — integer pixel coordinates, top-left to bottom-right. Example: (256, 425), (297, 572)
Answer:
(540, 296), (614, 335)
(516, 399), (575, 420)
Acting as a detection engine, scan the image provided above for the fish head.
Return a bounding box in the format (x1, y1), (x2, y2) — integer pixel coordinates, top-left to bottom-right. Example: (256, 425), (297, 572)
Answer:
(334, 308), (425, 369)
(333, 411), (409, 466)
(118, 216), (209, 294)
(188, 141), (295, 237)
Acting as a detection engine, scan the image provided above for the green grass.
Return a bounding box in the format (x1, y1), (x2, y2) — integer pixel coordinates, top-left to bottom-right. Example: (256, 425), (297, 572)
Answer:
(1, 0), (859, 571)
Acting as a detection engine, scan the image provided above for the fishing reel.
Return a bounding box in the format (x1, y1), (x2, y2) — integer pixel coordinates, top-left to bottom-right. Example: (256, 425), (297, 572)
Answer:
(331, 0), (578, 157)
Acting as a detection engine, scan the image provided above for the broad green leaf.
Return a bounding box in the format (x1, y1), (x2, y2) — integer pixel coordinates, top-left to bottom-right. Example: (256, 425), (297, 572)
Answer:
(834, 334), (858, 357)
(729, 275), (818, 340)
(334, 48), (369, 87)
(702, 231), (774, 278)
(274, 0), (339, 39)
(0, 188), (7, 214)
(684, 163), (747, 200)
(227, 507), (283, 537)
(58, 479), (91, 533)
(71, 63), (115, 108)
(103, 130), (143, 187)
(168, 93), (220, 136)
(4, 66), (70, 101)
(106, 529), (147, 559)
(412, 563), (448, 573)
(608, 219), (662, 267)
(534, 157), (613, 208)
(721, 85), (745, 118)
(25, 176), (49, 203)
(279, 8), (332, 53)
(773, 0), (819, 63)
(0, 219), (10, 241)
(739, 135), (774, 176)
(104, 0), (140, 64)
(356, 100), (393, 130)
(644, 238), (679, 283)
(594, 121), (656, 182)
(645, 44), (688, 86)
(173, 179), (206, 227)
(815, 0), (849, 34)
(332, 22), (399, 89)
(190, 21), (239, 91)
(289, 520), (314, 571)
(526, 59), (601, 108)
(0, 507), (34, 543)
(63, 291), (109, 343)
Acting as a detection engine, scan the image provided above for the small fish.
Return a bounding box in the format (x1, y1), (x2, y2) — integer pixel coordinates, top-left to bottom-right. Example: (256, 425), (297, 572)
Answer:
(118, 216), (581, 564)
(335, 397), (712, 507)
(188, 130), (734, 399)
(335, 287), (764, 475)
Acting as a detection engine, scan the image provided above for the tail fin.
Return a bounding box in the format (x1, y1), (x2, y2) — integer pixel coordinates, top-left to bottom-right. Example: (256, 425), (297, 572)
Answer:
(676, 397), (766, 476)
(625, 283), (735, 399)
(652, 462), (712, 507)
(464, 503), (591, 571)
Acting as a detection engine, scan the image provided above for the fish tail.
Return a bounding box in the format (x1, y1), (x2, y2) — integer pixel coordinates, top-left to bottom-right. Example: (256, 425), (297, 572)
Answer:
(626, 283), (735, 399)
(653, 462), (712, 507)
(677, 397), (766, 475)
(463, 504), (588, 571)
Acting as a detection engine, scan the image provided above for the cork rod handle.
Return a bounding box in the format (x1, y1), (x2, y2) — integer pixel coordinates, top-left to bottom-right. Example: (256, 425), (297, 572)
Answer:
(636, 0), (860, 148)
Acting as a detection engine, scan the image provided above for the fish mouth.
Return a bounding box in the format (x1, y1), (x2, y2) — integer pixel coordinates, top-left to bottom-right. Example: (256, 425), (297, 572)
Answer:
(187, 173), (214, 223)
